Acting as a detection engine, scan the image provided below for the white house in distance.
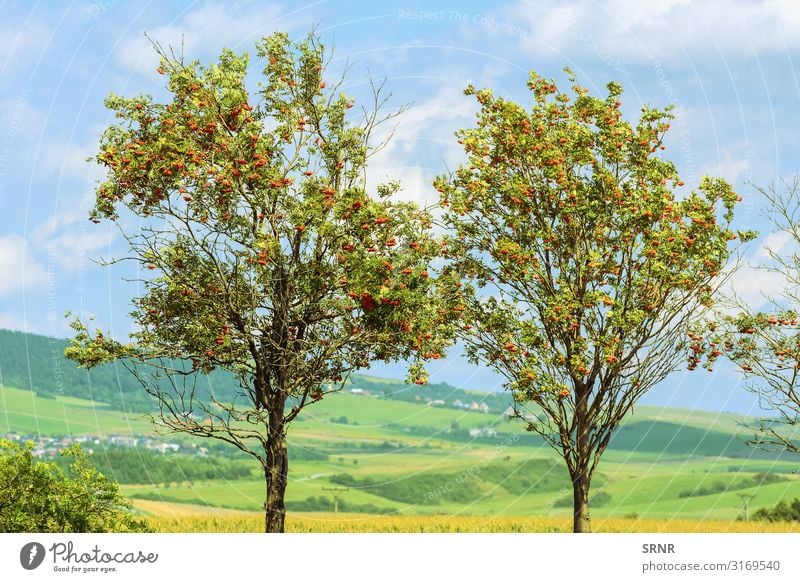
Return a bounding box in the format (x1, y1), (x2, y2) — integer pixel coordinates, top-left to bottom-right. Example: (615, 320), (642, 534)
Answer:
(149, 442), (181, 454)
(466, 401), (490, 413)
(468, 427), (498, 438)
(109, 435), (138, 448)
(349, 388), (372, 396)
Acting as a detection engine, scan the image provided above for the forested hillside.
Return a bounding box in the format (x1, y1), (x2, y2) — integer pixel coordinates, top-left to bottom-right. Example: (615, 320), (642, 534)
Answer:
(0, 329), (507, 413)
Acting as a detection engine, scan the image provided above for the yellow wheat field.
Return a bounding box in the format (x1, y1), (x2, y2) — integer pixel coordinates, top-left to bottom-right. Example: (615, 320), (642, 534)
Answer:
(135, 501), (800, 533)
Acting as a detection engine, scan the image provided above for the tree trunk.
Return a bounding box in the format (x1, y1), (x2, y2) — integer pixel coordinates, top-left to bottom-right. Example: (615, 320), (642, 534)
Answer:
(572, 470), (591, 533)
(571, 379), (593, 533)
(263, 427), (289, 533)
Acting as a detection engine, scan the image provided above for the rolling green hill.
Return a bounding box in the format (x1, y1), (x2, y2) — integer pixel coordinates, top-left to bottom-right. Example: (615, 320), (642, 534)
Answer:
(2, 382), (798, 521)
(0, 328), (245, 411)
(0, 329), (507, 413)
(0, 383), (152, 435)
(2, 328), (798, 521)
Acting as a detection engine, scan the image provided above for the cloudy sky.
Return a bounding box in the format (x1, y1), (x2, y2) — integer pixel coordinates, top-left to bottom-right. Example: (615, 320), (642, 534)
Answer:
(1, 0), (799, 414)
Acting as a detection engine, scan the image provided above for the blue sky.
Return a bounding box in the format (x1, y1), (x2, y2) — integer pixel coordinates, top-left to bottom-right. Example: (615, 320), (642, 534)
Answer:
(1, 0), (799, 414)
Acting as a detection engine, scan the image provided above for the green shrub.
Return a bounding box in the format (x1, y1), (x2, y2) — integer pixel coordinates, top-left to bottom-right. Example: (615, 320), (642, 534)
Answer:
(59, 447), (254, 484)
(329, 472), (483, 505)
(479, 459), (571, 494)
(751, 498), (800, 522)
(678, 473), (787, 498)
(0, 439), (149, 532)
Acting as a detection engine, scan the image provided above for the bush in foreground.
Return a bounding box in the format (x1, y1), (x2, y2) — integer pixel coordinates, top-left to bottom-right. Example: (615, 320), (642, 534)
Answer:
(0, 439), (149, 532)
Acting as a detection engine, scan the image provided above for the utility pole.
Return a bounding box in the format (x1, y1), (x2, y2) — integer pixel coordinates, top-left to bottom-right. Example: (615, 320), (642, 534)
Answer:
(737, 493), (756, 522)
(322, 487), (349, 514)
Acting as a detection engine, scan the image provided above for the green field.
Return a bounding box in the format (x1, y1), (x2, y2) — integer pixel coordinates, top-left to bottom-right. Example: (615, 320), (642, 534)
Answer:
(2, 381), (799, 524)
(0, 384), (152, 435)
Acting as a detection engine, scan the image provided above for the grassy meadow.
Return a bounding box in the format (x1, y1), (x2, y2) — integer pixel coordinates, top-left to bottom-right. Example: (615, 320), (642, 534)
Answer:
(2, 381), (799, 532)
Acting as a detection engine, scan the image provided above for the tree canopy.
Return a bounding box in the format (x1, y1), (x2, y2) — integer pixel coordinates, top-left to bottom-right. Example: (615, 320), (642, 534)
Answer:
(693, 178), (800, 455)
(66, 32), (461, 532)
(436, 69), (752, 531)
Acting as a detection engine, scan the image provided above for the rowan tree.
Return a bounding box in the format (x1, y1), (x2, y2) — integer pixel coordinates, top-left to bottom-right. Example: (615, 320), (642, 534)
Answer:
(436, 70), (752, 532)
(692, 177), (800, 455)
(65, 32), (460, 533)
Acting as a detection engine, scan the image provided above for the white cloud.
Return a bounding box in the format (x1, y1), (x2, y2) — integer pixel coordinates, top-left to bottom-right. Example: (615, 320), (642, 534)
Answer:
(37, 139), (104, 183)
(114, 1), (303, 78)
(0, 310), (61, 337)
(0, 235), (47, 296)
(695, 147), (753, 185)
(366, 83), (478, 205)
(0, 310), (32, 332)
(0, 21), (52, 75)
(753, 230), (794, 261)
(506, 0), (800, 63)
(0, 91), (44, 144)
(31, 211), (113, 272)
(724, 230), (799, 309)
(725, 263), (787, 310)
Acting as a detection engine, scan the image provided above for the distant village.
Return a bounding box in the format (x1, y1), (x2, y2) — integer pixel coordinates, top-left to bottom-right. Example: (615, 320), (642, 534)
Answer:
(345, 387), (540, 440)
(1, 432), (204, 458)
(349, 387), (492, 413)
(1, 390), (519, 455)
